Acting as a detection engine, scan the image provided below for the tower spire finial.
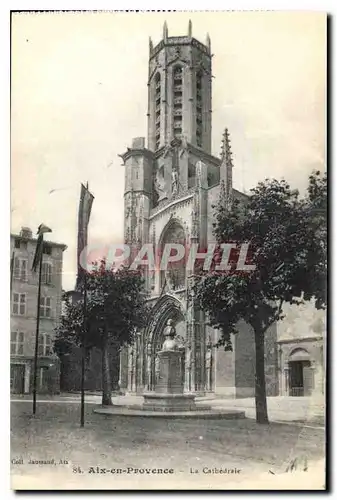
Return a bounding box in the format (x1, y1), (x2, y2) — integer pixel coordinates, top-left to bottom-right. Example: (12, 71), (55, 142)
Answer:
(149, 36), (153, 54)
(188, 19), (192, 37)
(206, 32), (211, 52)
(220, 128), (234, 206)
(163, 21), (168, 41)
(220, 128), (232, 163)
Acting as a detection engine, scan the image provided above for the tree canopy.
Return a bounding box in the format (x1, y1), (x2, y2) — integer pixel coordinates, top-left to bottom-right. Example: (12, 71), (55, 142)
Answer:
(195, 171), (327, 423)
(54, 262), (149, 404)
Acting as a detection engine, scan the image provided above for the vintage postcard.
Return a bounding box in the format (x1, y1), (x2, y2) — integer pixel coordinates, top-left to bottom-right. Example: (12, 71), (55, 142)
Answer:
(10, 10), (326, 490)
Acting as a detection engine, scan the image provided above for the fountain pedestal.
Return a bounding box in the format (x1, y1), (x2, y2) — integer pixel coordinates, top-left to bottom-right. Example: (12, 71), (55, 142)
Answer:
(95, 321), (245, 418)
(156, 350), (183, 394)
(143, 349), (197, 411)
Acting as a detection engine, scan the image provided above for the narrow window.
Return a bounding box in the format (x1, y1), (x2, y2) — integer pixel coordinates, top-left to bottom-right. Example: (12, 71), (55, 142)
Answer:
(155, 72), (161, 150)
(40, 297), (52, 318)
(196, 71), (203, 147)
(13, 258), (28, 281)
(41, 263), (52, 285)
(11, 332), (24, 355)
(12, 293), (26, 315)
(172, 66), (183, 139)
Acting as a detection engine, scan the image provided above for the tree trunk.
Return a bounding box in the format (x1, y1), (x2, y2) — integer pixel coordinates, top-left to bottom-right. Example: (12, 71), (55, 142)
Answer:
(101, 334), (112, 406)
(253, 326), (269, 424)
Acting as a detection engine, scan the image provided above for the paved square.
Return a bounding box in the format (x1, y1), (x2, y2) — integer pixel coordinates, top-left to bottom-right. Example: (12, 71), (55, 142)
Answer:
(11, 400), (325, 489)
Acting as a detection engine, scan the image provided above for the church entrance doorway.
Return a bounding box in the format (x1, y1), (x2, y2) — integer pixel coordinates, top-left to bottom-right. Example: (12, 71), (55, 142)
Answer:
(145, 296), (186, 392)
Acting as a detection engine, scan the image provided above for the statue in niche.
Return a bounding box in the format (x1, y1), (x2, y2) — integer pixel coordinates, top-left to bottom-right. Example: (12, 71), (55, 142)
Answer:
(155, 354), (160, 385)
(154, 168), (167, 202)
(146, 343), (152, 391)
(185, 340), (192, 393)
(205, 336), (213, 391)
(179, 135), (188, 158)
(171, 167), (179, 196)
(128, 347), (134, 391)
(195, 160), (208, 189)
(132, 344), (138, 392)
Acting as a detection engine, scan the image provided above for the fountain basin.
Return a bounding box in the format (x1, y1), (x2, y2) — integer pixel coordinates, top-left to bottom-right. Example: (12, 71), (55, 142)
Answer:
(142, 392), (201, 412)
(94, 403), (245, 419)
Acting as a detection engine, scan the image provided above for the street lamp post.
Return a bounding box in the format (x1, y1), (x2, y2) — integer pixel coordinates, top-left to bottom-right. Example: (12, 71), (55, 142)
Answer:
(32, 251), (43, 415)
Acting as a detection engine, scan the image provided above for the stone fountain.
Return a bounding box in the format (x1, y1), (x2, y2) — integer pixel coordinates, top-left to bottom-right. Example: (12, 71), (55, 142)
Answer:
(142, 319), (198, 412)
(94, 318), (245, 419)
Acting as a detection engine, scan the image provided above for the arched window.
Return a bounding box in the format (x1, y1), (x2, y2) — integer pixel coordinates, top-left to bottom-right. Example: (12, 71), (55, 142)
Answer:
(172, 65), (183, 139)
(196, 70), (203, 148)
(160, 221), (186, 291)
(155, 72), (161, 150)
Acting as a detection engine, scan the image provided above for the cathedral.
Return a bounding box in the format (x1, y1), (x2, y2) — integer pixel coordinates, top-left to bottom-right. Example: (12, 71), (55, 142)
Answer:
(118, 21), (279, 398)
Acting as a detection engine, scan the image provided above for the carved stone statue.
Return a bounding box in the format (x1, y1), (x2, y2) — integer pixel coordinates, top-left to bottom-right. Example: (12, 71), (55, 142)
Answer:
(154, 170), (167, 202)
(146, 343), (152, 391)
(162, 318), (178, 351)
(155, 354), (160, 385)
(206, 337), (213, 391)
(128, 347), (134, 391)
(185, 340), (192, 392)
(179, 135), (188, 157)
(195, 160), (208, 189)
(171, 168), (179, 196)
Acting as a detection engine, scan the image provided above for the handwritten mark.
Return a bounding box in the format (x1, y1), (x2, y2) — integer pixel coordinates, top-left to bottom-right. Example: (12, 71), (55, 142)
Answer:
(285, 457), (308, 473)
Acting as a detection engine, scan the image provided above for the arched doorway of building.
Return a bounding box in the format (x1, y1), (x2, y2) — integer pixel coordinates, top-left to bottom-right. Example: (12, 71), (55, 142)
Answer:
(158, 219), (186, 292)
(288, 348), (313, 396)
(144, 295), (186, 391)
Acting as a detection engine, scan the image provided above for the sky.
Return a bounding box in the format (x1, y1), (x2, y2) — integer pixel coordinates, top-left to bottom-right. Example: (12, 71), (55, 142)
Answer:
(11, 11), (326, 291)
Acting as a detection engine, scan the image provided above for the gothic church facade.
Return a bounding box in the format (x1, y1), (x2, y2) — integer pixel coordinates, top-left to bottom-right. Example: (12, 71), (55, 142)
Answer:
(119, 22), (278, 397)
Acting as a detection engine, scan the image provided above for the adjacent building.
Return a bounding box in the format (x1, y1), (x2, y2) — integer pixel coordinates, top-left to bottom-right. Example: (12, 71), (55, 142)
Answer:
(276, 301), (326, 397)
(10, 226), (67, 394)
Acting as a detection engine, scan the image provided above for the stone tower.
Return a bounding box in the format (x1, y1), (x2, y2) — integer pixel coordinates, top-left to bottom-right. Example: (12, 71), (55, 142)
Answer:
(147, 21), (212, 153)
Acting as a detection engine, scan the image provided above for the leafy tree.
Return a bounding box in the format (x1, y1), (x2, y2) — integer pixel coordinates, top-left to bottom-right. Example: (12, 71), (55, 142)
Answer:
(195, 171), (327, 424)
(54, 262), (149, 405)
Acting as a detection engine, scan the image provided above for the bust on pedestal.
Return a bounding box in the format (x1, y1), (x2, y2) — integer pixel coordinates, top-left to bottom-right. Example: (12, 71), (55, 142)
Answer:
(155, 319), (183, 395)
(143, 318), (197, 411)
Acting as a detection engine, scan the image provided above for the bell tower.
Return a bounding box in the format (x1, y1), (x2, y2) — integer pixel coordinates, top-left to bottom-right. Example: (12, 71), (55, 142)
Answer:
(147, 21), (212, 154)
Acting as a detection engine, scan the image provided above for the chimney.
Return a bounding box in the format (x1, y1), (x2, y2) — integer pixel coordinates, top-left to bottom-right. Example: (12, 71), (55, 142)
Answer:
(20, 227), (32, 239)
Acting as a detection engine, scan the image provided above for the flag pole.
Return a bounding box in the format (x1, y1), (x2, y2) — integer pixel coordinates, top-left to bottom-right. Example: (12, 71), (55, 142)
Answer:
(80, 270), (87, 427)
(77, 181), (94, 427)
(32, 237), (44, 415)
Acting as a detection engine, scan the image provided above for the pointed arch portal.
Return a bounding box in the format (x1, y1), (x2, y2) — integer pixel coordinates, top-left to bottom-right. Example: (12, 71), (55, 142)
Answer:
(146, 294), (186, 354)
